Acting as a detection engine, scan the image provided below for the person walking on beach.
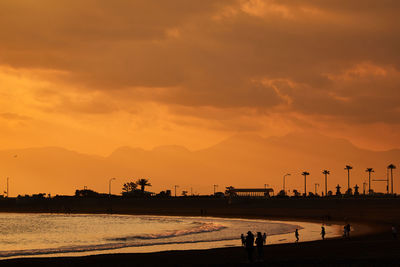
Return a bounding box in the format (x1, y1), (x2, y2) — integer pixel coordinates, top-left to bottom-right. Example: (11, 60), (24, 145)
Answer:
(321, 226), (326, 240)
(392, 225), (397, 239)
(345, 224), (351, 238)
(255, 232), (264, 262)
(295, 229), (299, 243)
(262, 232), (267, 245)
(241, 233), (245, 246)
(245, 231), (255, 262)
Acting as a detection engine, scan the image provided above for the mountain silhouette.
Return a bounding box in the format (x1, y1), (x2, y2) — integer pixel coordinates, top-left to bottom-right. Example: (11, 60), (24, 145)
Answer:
(0, 133), (399, 196)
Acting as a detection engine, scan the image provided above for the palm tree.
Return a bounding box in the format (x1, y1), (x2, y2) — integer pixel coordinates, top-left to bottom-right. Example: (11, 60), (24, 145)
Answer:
(365, 168), (374, 194)
(122, 182), (137, 194)
(344, 165), (353, 192)
(322, 170), (330, 197)
(302, 171), (310, 196)
(387, 164), (396, 194)
(136, 178), (152, 193)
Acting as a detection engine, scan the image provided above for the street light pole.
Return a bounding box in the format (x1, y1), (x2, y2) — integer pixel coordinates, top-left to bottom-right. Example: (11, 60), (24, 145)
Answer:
(6, 177), (9, 198)
(363, 181), (367, 195)
(283, 174), (291, 194)
(315, 183), (319, 195)
(109, 178), (116, 197)
(213, 184), (218, 195)
(174, 185), (179, 197)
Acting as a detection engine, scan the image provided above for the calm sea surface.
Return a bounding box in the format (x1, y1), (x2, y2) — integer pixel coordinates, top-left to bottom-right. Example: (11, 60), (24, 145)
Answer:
(0, 213), (341, 258)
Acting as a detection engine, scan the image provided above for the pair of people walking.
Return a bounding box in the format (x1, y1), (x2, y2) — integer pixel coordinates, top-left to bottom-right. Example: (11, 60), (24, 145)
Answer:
(243, 231), (265, 262)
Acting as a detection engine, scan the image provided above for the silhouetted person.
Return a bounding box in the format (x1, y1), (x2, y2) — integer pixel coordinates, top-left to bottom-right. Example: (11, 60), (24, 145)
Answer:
(345, 224), (351, 238)
(241, 234), (245, 246)
(245, 231), (254, 262)
(295, 229), (299, 243)
(321, 226), (326, 240)
(262, 232), (267, 245)
(392, 225), (397, 239)
(255, 232), (264, 261)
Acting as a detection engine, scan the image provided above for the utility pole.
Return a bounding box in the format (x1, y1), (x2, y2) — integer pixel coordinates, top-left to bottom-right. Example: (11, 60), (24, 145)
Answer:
(174, 185), (179, 197)
(363, 181), (367, 195)
(283, 174), (290, 195)
(314, 183), (319, 195)
(6, 177), (9, 198)
(213, 184), (218, 195)
(322, 170), (330, 197)
(108, 178), (116, 197)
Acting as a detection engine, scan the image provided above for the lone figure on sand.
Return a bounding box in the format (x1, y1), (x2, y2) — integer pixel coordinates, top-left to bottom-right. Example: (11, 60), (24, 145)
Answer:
(345, 224), (351, 238)
(255, 232), (264, 262)
(245, 231), (255, 262)
(295, 229), (299, 243)
(241, 234), (245, 246)
(392, 225), (397, 239)
(321, 226), (326, 240)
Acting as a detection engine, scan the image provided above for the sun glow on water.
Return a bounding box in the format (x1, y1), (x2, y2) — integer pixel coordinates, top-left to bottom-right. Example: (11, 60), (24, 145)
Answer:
(0, 213), (341, 259)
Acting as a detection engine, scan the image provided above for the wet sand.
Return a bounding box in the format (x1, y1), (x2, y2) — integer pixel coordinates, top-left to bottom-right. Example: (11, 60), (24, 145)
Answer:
(1, 198), (399, 266)
(1, 219), (398, 266)
(2, 230), (399, 266)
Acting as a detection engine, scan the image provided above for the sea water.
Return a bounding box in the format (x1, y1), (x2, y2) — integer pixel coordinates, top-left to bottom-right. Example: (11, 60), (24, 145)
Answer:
(0, 213), (341, 259)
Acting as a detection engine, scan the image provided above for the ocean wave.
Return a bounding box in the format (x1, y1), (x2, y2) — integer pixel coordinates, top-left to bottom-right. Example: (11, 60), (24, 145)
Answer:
(0, 236), (237, 258)
(109, 222), (226, 241)
(0, 222), (227, 258)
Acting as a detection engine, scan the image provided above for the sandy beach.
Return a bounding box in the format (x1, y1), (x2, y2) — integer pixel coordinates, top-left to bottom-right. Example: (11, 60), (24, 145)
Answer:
(0, 198), (399, 266)
(1, 226), (398, 266)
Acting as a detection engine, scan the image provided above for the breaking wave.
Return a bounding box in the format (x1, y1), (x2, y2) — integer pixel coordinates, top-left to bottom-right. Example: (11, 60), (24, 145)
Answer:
(111, 222), (226, 241)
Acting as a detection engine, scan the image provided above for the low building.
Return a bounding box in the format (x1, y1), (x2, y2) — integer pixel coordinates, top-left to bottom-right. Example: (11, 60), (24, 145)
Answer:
(227, 188), (274, 198)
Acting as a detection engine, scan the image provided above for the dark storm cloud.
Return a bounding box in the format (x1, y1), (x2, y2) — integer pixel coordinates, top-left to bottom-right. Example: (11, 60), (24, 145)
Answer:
(1, 0), (400, 123)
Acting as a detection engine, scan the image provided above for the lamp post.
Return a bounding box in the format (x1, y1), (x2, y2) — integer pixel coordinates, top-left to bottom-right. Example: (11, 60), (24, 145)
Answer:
(363, 181), (367, 195)
(314, 183), (319, 195)
(109, 178), (116, 197)
(283, 174), (291, 194)
(302, 171), (310, 196)
(213, 184), (218, 195)
(6, 177), (9, 198)
(174, 185), (179, 197)
(322, 170), (330, 197)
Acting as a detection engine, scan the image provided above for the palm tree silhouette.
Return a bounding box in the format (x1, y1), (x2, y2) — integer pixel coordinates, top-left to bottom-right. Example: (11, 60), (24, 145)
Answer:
(302, 171), (310, 196)
(322, 170), (330, 197)
(136, 178), (152, 193)
(344, 165), (353, 193)
(365, 168), (374, 194)
(387, 164), (396, 194)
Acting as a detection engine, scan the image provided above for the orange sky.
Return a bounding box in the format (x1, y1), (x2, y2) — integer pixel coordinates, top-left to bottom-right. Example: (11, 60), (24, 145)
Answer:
(0, 1), (400, 195)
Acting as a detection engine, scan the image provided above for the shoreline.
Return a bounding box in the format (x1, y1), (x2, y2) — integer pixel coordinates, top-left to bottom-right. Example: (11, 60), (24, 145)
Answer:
(0, 197), (398, 266)
(0, 212), (389, 266)
(0, 214), (343, 258)
(1, 226), (396, 266)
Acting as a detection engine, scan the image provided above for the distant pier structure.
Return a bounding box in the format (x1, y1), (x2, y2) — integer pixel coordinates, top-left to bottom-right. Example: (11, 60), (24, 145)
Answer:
(227, 188), (274, 198)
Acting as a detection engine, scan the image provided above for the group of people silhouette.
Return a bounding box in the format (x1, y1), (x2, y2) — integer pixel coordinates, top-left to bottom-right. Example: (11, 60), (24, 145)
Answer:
(242, 224), (353, 262)
(241, 231), (267, 262)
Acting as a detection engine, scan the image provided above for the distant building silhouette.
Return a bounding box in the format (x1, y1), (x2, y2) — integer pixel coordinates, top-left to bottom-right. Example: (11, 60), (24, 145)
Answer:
(354, 185), (360, 196)
(225, 187), (273, 198)
(335, 184), (342, 196)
